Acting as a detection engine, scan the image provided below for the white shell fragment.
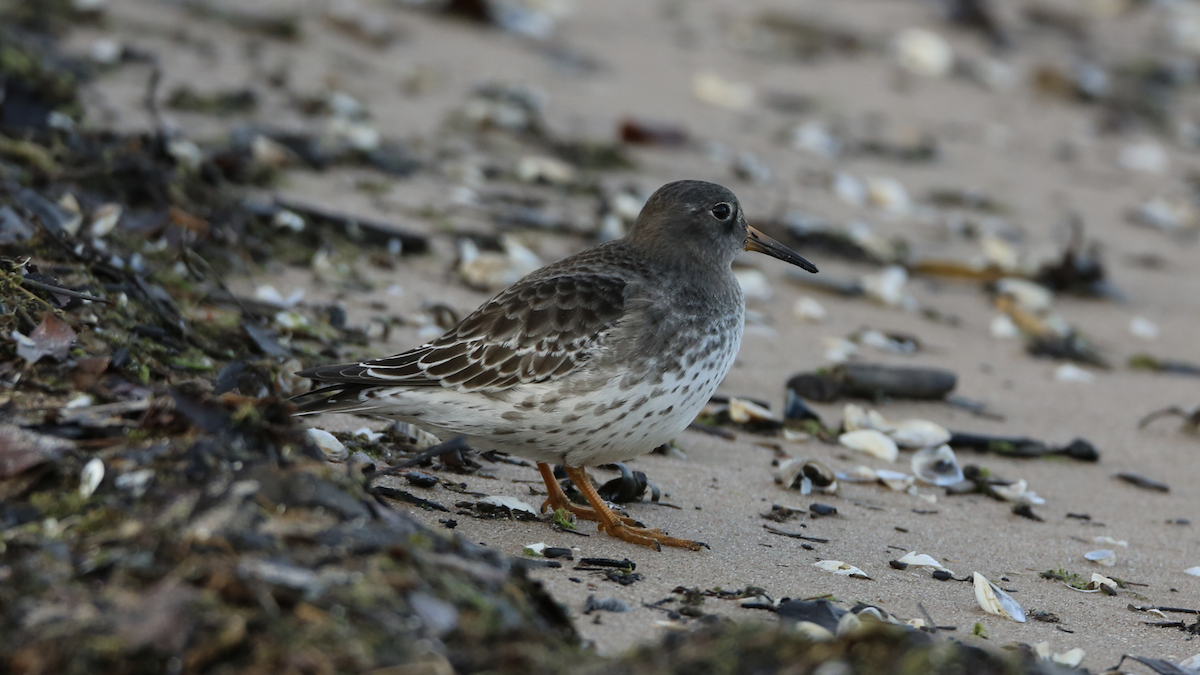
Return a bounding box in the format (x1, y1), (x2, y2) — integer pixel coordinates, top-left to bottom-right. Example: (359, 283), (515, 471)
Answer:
(973, 572), (1026, 622)
(523, 542), (547, 556)
(80, 457), (105, 498)
(897, 551), (950, 572)
(728, 397), (777, 424)
(911, 445), (964, 486)
(479, 495), (539, 517)
(775, 458), (837, 494)
(838, 429), (899, 463)
(306, 428), (349, 462)
(893, 28), (954, 78)
(1129, 317), (1159, 340)
(813, 560), (871, 580)
(1185, 566), (1200, 577)
(793, 296), (827, 322)
(1088, 573), (1118, 592)
(875, 469), (914, 491)
(1034, 643), (1085, 668)
(1084, 550), (1117, 567)
(995, 278), (1053, 313)
(89, 203), (122, 237)
(990, 313), (1020, 339)
(888, 419), (951, 449)
(862, 266), (909, 307)
(1055, 364), (1095, 384)
(1094, 536), (1128, 548)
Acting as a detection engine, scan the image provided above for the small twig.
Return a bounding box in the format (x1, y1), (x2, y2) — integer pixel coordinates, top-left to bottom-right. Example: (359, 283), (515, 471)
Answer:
(20, 277), (112, 304)
(763, 524), (829, 543)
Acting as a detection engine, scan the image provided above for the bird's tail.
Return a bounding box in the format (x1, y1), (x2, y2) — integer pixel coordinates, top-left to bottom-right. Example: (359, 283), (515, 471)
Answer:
(290, 384), (381, 416)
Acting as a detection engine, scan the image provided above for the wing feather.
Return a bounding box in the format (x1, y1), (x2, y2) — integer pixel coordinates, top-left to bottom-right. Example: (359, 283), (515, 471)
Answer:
(295, 272), (628, 395)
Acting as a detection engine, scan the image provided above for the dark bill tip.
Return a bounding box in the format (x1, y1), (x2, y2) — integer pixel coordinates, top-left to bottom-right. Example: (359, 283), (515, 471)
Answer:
(745, 225), (818, 273)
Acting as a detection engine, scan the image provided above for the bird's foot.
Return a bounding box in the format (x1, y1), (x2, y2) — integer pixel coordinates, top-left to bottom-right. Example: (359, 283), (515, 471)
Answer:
(537, 462), (638, 526)
(595, 520), (708, 551)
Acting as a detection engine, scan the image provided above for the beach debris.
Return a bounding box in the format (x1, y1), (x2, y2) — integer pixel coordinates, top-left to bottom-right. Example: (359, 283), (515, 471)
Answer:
(476, 495), (540, 520)
(890, 420), (952, 449)
(948, 433), (1099, 461)
(693, 71), (754, 110)
(79, 457), (104, 498)
(12, 313), (77, 364)
(305, 428), (349, 462)
(783, 389), (822, 424)
(403, 471), (439, 488)
(1032, 642), (1085, 668)
(775, 458), (838, 494)
(896, 551), (951, 573)
(1055, 363), (1095, 384)
(1119, 139), (1168, 174)
(813, 560), (871, 580)
(1115, 472), (1170, 493)
(973, 572), (1025, 622)
(1185, 567), (1200, 577)
(839, 429), (899, 462)
(836, 466), (914, 492)
(583, 596), (630, 614)
(787, 364), (957, 403)
(619, 118), (690, 147)
(809, 503), (837, 517)
(524, 542), (547, 556)
(912, 445), (964, 486)
(892, 28), (954, 78)
(1138, 405), (1200, 432)
(793, 296), (828, 322)
(862, 266), (912, 307)
(1084, 550), (1116, 567)
(1130, 317), (1160, 341)
(457, 235), (542, 291)
(596, 463), (659, 503)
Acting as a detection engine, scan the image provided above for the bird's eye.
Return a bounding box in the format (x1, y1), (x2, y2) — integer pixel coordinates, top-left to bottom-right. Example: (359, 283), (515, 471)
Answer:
(711, 202), (733, 221)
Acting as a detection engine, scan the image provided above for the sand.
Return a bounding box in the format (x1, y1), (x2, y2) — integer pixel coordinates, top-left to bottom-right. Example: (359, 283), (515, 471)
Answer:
(67, 0), (1200, 669)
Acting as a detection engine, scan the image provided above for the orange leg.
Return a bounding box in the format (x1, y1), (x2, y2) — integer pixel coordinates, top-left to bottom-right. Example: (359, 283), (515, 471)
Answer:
(536, 463), (637, 526)
(562, 466), (707, 552)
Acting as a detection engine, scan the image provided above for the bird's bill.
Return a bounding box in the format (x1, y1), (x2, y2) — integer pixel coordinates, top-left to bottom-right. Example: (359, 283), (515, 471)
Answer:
(744, 225), (818, 273)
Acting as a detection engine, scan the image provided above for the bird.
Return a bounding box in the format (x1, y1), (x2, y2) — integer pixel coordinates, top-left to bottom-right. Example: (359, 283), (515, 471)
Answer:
(292, 180), (817, 550)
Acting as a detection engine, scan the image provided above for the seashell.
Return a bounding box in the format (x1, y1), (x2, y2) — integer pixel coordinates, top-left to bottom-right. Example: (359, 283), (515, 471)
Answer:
(842, 404), (871, 432)
(897, 551), (949, 572)
(523, 542), (547, 556)
(838, 429), (898, 462)
(1185, 566), (1200, 577)
(273, 209), (305, 232)
(793, 296), (827, 322)
(80, 457), (105, 498)
(114, 469), (154, 498)
(516, 155), (577, 185)
(889, 419), (950, 448)
(1084, 549), (1116, 567)
(835, 611), (862, 637)
(973, 572), (1026, 622)
(989, 479), (1028, 502)
(836, 466), (879, 483)
(793, 622), (834, 641)
(1088, 573), (1117, 592)
(791, 121), (842, 158)
(734, 269), (772, 303)
(692, 71), (754, 110)
(1055, 364), (1095, 384)
(995, 278), (1053, 313)
(458, 235), (542, 291)
(911, 445), (963, 486)
(89, 203), (122, 238)
(353, 427), (383, 442)
(307, 428), (348, 462)
(728, 397), (777, 424)
(981, 234), (1020, 272)
(276, 359), (310, 397)
(832, 172), (866, 206)
(865, 177), (911, 217)
(1130, 317), (1159, 341)
(823, 337), (858, 363)
(875, 469), (913, 491)
(56, 192), (83, 236)
(990, 313), (1020, 339)
(893, 28), (953, 78)
(479, 495), (539, 517)
(1093, 536), (1128, 548)
(1119, 140), (1168, 174)
(862, 266), (909, 307)
(813, 560), (871, 579)
(775, 458), (837, 494)
(858, 330), (914, 354)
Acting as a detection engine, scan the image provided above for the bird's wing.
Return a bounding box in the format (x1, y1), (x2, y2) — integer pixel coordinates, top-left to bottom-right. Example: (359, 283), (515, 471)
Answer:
(297, 273), (628, 393)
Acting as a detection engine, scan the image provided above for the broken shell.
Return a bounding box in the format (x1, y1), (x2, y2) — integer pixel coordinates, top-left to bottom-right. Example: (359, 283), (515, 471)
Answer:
(1088, 573), (1117, 592)
(729, 397), (778, 424)
(1130, 317), (1159, 340)
(80, 457), (104, 498)
(89, 203), (122, 238)
(989, 479), (1028, 502)
(973, 572), (1026, 622)
(838, 429), (899, 462)
(1093, 536), (1128, 548)
(523, 542), (547, 556)
(692, 71), (754, 110)
(516, 155), (577, 185)
(995, 278), (1053, 313)
(478, 495), (539, 518)
(888, 419), (950, 448)
(862, 266), (909, 307)
(893, 28), (953, 78)
(835, 611), (862, 637)
(842, 404), (872, 432)
(306, 428), (349, 462)
(813, 560), (871, 579)
(897, 551), (950, 572)
(793, 296), (827, 322)
(1055, 364), (1095, 384)
(1084, 549), (1116, 567)
(734, 269), (772, 303)
(1184, 566), (1200, 577)
(775, 458), (837, 494)
(836, 466), (879, 483)
(876, 469), (914, 491)
(912, 445), (964, 486)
